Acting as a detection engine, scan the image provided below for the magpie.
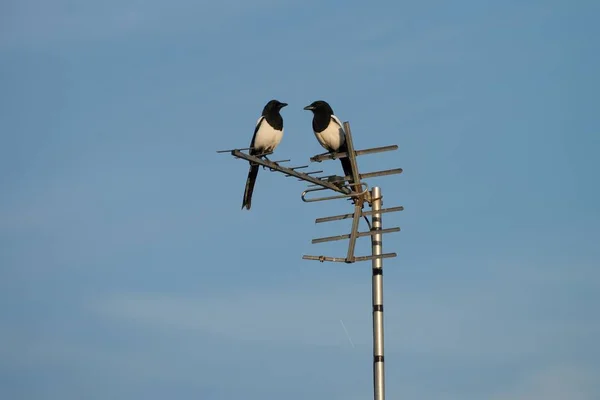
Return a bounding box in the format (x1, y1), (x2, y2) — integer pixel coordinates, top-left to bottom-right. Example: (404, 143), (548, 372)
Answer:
(241, 99), (287, 210)
(303, 100), (354, 187)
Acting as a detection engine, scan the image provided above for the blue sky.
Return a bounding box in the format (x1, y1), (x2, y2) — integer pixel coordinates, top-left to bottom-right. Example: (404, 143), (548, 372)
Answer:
(1, 0), (599, 399)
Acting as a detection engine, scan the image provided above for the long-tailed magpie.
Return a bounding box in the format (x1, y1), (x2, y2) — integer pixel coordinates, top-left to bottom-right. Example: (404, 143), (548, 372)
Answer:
(303, 100), (354, 186)
(241, 99), (287, 210)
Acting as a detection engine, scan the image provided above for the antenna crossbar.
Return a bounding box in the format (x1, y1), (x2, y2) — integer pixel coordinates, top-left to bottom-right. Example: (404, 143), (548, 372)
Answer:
(310, 145), (398, 162)
(302, 253), (397, 263)
(311, 227), (400, 244)
(314, 206), (404, 223)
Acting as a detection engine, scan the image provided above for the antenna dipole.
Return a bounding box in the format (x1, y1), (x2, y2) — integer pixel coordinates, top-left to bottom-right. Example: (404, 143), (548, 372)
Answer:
(219, 121), (402, 400)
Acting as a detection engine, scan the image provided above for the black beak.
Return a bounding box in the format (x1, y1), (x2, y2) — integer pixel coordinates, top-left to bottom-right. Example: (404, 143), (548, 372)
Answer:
(280, 103), (288, 108)
(303, 105), (315, 111)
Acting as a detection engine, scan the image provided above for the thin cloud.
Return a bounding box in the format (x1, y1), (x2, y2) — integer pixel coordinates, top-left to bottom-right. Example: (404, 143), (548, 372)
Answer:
(490, 364), (600, 400)
(93, 261), (600, 359)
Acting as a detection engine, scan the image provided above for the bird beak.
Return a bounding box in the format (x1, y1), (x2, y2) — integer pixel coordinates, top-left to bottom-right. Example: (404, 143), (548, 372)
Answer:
(280, 103), (288, 108)
(303, 105), (314, 111)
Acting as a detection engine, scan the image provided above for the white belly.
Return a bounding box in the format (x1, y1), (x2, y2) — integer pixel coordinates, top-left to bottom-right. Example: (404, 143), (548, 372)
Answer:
(314, 123), (345, 151)
(254, 123), (284, 153)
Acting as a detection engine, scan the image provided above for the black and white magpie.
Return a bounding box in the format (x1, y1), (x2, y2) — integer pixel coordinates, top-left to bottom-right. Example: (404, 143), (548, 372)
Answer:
(303, 100), (354, 186)
(241, 99), (287, 210)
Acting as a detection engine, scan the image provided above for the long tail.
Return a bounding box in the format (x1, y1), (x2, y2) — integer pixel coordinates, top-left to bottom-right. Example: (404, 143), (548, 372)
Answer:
(241, 163), (259, 210)
(339, 144), (356, 190)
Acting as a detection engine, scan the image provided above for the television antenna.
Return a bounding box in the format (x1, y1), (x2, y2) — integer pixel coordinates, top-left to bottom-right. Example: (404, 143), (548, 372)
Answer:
(218, 121), (403, 400)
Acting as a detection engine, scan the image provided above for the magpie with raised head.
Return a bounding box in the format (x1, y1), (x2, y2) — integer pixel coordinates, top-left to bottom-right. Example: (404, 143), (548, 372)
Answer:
(303, 100), (354, 186)
(241, 99), (287, 210)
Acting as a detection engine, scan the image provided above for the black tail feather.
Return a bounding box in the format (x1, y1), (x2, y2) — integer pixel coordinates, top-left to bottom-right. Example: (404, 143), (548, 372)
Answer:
(339, 144), (356, 190)
(242, 164), (259, 210)
(341, 157), (354, 184)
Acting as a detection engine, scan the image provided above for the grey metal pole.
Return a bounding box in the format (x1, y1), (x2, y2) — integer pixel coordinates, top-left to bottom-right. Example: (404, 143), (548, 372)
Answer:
(371, 186), (385, 400)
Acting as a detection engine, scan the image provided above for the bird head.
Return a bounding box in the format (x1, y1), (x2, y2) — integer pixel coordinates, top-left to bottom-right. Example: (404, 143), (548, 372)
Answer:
(262, 99), (288, 116)
(303, 100), (334, 115)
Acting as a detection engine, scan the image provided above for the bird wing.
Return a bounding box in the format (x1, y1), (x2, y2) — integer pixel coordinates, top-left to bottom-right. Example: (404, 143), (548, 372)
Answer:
(331, 115), (346, 134)
(330, 114), (354, 181)
(249, 116), (265, 154)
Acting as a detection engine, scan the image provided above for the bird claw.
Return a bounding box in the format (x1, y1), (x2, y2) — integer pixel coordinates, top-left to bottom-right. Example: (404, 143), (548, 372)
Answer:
(261, 155), (279, 170)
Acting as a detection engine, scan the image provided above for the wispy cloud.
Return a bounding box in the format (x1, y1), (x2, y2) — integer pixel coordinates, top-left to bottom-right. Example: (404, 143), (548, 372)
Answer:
(93, 260), (600, 360)
(93, 283), (367, 348)
(490, 364), (600, 400)
(83, 264), (600, 399)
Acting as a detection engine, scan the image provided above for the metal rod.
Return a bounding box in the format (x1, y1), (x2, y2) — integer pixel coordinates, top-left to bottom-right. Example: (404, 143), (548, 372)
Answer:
(371, 186), (385, 400)
(300, 189), (355, 203)
(231, 150), (348, 194)
(307, 175), (344, 187)
(339, 168), (404, 182)
(301, 253), (396, 263)
(315, 174), (339, 180)
(311, 167), (404, 187)
(311, 227), (399, 244)
(301, 182), (368, 203)
(343, 122), (363, 193)
(361, 168), (403, 180)
(310, 145), (398, 162)
(216, 147), (252, 153)
(314, 206), (404, 224)
(346, 202), (363, 261)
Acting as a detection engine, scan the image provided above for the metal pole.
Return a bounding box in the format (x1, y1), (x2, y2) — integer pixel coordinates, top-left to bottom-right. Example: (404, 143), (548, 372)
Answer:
(371, 186), (385, 400)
